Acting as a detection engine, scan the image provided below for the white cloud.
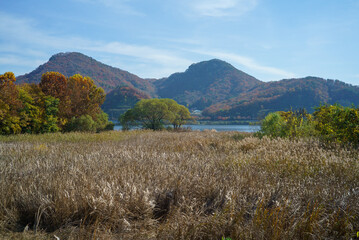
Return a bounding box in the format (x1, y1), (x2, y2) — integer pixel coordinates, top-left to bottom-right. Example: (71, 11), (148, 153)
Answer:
(0, 11), (292, 80)
(189, 0), (257, 17)
(191, 49), (295, 79)
(73, 0), (143, 15)
(0, 12), (191, 77)
(0, 55), (44, 67)
(88, 42), (192, 67)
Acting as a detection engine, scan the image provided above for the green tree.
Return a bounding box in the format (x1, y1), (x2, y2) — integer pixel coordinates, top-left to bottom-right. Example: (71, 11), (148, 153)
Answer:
(94, 111), (114, 132)
(119, 109), (135, 131)
(42, 96), (60, 133)
(163, 99), (192, 129)
(120, 99), (192, 130)
(18, 85), (43, 133)
(258, 112), (286, 138)
(135, 99), (169, 130)
(64, 115), (96, 132)
(17, 84), (60, 133)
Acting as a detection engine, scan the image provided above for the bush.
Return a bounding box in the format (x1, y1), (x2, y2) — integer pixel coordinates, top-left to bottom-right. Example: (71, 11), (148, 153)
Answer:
(258, 105), (359, 147)
(314, 104), (359, 146)
(64, 115), (96, 132)
(94, 111), (114, 132)
(258, 109), (317, 139)
(258, 112), (286, 138)
(104, 121), (115, 131)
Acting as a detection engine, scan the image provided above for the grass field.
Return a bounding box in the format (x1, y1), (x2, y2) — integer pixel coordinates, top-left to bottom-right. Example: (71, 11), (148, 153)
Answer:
(0, 131), (358, 239)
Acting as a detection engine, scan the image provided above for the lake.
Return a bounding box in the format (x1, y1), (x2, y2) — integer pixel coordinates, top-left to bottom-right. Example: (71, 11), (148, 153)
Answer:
(113, 124), (261, 132)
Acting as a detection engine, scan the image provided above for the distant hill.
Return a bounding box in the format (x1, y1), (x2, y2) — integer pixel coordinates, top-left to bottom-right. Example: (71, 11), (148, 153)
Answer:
(13, 52), (359, 120)
(154, 59), (262, 109)
(16, 52), (156, 94)
(102, 86), (150, 120)
(203, 77), (359, 119)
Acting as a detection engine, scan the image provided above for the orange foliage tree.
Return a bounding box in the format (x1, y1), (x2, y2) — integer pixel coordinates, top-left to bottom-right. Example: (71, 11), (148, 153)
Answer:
(39, 72), (67, 99)
(0, 72), (23, 134)
(66, 74), (105, 119)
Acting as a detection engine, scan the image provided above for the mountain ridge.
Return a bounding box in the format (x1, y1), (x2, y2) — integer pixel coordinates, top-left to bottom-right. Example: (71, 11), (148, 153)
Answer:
(154, 59), (262, 109)
(16, 52), (156, 95)
(203, 76), (359, 119)
(13, 52), (359, 120)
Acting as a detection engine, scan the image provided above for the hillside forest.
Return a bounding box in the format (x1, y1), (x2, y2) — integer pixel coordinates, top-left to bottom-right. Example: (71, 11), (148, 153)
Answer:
(15, 52), (359, 121)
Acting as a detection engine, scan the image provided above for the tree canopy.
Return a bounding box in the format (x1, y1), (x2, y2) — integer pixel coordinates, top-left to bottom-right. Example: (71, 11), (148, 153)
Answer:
(0, 71), (113, 134)
(120, 98), (192, 130)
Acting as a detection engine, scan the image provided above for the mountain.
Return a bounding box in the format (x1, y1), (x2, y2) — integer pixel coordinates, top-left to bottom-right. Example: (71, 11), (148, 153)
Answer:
(102, 86), (150, 119)
(13, 52), (359, 120)
(154, 59), (262, 109)
(16, 52), (156, 95)
(203, 77), (359, 119)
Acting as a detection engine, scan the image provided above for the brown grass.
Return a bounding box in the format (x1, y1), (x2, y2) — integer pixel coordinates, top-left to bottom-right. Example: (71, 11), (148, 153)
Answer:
(0, 131), (358, 239)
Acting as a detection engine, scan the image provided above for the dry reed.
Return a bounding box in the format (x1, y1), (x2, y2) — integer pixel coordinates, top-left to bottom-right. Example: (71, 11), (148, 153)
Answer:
(0, 131), (358, 239)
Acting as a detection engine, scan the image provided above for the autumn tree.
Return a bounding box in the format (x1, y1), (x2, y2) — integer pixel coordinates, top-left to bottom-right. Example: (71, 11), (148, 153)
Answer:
(62, 74), (112, 132)
(39, 72), (67, 99)
(67, 74), (105, 119)
(0, 71), (113, 134)
(314, 104), (359, 146)
(0, 72), (23, 134)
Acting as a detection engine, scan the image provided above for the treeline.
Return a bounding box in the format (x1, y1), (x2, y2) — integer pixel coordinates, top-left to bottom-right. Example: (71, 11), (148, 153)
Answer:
(0, 72), (113, 135)
(258, 104), (359, 146)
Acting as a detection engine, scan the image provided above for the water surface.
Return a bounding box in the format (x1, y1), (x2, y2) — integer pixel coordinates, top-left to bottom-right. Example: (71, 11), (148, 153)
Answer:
(114, 124), (260, 132)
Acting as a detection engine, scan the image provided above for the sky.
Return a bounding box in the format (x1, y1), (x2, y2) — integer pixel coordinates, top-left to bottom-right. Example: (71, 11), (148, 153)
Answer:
(0, 0), (359, 85)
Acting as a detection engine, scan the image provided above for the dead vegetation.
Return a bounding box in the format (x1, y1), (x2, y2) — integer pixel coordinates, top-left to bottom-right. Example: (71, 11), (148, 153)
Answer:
(0, 131), (358, 239)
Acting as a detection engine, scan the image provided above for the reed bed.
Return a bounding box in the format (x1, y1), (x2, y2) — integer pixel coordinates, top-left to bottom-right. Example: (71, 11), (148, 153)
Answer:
(0, 131), (358, 239)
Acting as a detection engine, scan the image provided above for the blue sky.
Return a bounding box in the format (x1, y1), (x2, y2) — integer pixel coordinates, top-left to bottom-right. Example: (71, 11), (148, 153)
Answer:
(1, 0), (359, 85)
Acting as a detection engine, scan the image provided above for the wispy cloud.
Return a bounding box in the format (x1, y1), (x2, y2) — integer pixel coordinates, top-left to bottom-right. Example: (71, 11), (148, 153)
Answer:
(0, 11), (293, 79)
(88, 42), (192, 67)
(73, 0), (143, 15)
(0, 12), (191, 77)
(188, 0), (257, 17)
(86, 42), (193, 77)
(0, 55), (44, 67)
(191, 49), (295, 79)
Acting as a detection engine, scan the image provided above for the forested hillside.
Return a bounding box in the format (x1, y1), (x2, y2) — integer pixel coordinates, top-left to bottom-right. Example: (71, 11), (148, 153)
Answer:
(203, 77), (359, 119)
(102, 86), (150, 119)
(155, 59), (262, 109)
(13, 53), (359, 120)
(16, 52), (156, 95)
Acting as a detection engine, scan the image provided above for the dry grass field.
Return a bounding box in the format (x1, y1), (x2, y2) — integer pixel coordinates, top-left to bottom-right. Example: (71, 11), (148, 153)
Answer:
(0, 130), (358, 239)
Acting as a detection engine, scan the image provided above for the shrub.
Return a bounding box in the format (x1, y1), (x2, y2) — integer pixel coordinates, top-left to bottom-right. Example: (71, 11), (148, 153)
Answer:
(257, 112), (286, 138)
(314, 104), (359, 146)
(64, 115), (96, 132)
(259, 105), (359, 147)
